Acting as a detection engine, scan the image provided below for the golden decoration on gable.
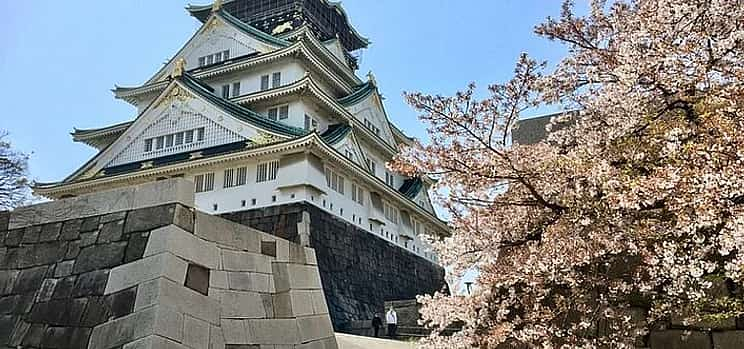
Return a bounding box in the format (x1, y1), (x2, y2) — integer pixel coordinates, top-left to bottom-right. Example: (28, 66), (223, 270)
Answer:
(205, 16), (222, 32)
(250, 132), (280, 145)
(161, 85), (191, 106)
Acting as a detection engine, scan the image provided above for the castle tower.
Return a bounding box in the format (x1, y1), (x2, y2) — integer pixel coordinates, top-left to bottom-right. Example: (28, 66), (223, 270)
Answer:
(36, 0), (447, 330)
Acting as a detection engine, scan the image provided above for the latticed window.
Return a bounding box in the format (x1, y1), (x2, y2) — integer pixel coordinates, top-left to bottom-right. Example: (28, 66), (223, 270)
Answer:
(272, 72), (282, 88)
(195, 173), (215, 193)
(260, 75), (270, 91)
(256, 160), (279, 183)
(223, 168), (235, 188)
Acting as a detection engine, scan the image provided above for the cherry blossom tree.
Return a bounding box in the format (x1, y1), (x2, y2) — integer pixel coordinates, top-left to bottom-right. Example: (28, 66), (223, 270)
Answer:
(391, 0), (744, 347)
(0, 131), (31, 210)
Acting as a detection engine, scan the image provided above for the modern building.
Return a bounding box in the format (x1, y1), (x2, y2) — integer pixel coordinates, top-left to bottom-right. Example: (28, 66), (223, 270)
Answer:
(35, 0), (448, 330)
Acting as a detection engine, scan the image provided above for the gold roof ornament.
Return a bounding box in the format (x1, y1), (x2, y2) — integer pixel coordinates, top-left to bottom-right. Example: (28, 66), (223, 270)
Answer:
(172, 58), (186, 78)
(212, 0), (223, 12)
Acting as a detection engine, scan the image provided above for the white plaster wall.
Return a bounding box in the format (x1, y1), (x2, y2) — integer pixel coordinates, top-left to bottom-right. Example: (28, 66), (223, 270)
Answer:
(176, 156), (437, 262)
(207, 60), (306, 98)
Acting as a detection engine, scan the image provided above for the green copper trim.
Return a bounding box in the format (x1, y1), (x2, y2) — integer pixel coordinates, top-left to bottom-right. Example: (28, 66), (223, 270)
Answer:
(338, 81), (375, 106)
(320, 124), (351, 145)
(217, 10), (291, 48)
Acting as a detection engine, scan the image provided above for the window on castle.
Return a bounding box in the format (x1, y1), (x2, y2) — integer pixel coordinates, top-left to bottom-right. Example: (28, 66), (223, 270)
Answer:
(197, 127), (205, 142)
(185, 130), (194, 143)
(144, 139), (153, 152)
(268, 105), (289, 121)
(385, 172), (395, 187)
(304, 115), (318, 130)
(383, 202), (399, 224)
(195, 172), (215, 193)
(232, 82), (241, 97)
(325, 168), (345, 195)
(256, 160), (279, 183)
(198, 57), (206, 67)
(272, 72), (282, 88)
(364, 118), (381, 136)
(352, 183), (364, 205)
(156, 136), (165, 150)
(236, 167), (247, 186)
(206, 55), (214, 65)
(221, 85), (230, 99)
(223, 168), (235, 188)
(175, 132), (184, 146)
(260, 75), (270, 91)
(366, 159), (376, 176)
(165, 134), (174, 148)
(222, 50), (230, 60)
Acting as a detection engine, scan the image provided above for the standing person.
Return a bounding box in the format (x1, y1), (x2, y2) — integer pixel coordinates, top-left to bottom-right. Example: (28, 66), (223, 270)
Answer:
(372, 313), (382, 337)
(386, 306), (398, 339)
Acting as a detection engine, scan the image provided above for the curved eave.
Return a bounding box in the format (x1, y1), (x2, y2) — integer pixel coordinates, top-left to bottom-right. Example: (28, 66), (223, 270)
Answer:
(320, 124), (352, 145)
(72, 121), (133, 140)
(114, 39), (359, 105)
(217, 10), (291, 48)
(338, 80), (375, 106)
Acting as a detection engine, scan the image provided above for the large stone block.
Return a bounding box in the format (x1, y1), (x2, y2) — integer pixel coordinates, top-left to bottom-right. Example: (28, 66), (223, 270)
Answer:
(273, 291), (315, 318)
(219, 290), (267, 319)
(134, 278), (220, 325)
(221, 319), (247, 344)
(89, 306), (179, 349)
(714, 331), (744, 349)
(245, 318), (299, 345)
(194, 212), (260, 253)
(123, 335), (190, 349)
(222, 250), (271, 274)
(133, 179), (195, 213)
(105, 253), (187, 295)
(125, 205), (179, 234)
(648, 330), (712, 349)
(145, 225), (219, 270)
(227, 272), (271, 293)
(272, 263), (322, 293)
(183, 315), (210, 349)
(296, 315), (334, 343)
(73, 242), (127, 274)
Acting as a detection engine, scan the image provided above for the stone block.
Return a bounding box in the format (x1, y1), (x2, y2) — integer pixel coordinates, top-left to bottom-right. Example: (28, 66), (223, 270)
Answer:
(3, 229), (22, 247)
(245, 318), (299, 345)
(209, 324), (225, 349)
(134, 278), (220, 325)
(80, 215), (101, 232)
(272, 263), (322, 293)
(133, 178), (195, 212)
(194, 212), (260, 253)
(210, 271), (228, 289)
(296, 315), (334, 343)
(73, 241), (127, 274)
(185, 264), (210, 296)
(145, 225), (219, 270)
(101, 211), (127, 224)
(105, 252), (187, 295)
(0, 211), (8, 232)
(40, 326), (91, 349)
(37, 278), (58, 302)
(0, 270), (18, 295)
(154, 305), (184, 343)
(65, 240), (81, 260)
(54, 260), (75, 278)
(125, 205), (178, 234)
(219, 290), (267, 319)
(222, 250), (271, 274)
(9, 185), (137, 229)
(0, 294), (33, 315)
(88, 306), (158, 349)
(184, 315), (210, 349)
(126, 231), (150, 263)
(98, 220), (125, 243)
(12, 265), (47, 294)
(648, 330), (712, 349)
(18, 241), (67, 268)
(79, 231), (98, 247)
(310, 290), (329, 315)
(273, 291), (315, 318)
(227, 272), (270, 293)
(221, 319), (247, 344)
(39, 222), (62, 242)
(21, 225), (41, 244)
(304, 248), (318, 266)
(261, 241), (277, 257)
(714, 331), (744, 349)
(73, 269), (109, 296)
(60, 219), (83, 240)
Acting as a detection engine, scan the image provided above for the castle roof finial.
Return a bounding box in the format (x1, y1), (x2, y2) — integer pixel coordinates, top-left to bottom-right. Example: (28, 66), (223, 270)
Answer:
(212, 0), (223, 12)
(172, 58), (187, 78)
(367, 71), (377, 86)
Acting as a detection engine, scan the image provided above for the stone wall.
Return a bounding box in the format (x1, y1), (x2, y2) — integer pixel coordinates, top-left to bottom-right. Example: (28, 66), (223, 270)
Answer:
(0, 180), (338, 349)
(221, 203), (448, 332)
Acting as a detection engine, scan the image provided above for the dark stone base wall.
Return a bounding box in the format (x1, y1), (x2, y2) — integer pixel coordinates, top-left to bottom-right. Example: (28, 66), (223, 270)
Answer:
(0, 204), (193, 349)
(221, 202), (448, 331)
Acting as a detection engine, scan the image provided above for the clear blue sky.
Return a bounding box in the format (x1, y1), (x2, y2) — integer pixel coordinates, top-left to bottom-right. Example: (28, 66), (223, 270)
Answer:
(0, 1), (580, 183)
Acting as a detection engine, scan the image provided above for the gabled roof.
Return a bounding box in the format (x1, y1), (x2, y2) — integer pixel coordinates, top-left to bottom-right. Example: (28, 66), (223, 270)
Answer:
(144, 9), (289, 85)
(72, 121), (133, 150)
(338, 80), (375, 106)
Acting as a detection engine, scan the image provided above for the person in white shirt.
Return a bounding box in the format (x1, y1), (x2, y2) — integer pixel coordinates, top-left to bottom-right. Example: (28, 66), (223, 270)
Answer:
(386, 306), (398, 339)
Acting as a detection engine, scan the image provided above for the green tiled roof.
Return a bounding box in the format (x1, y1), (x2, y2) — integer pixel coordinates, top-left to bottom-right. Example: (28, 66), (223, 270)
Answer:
(398, 178), (424, 199)
(320, 124), (351, 145)
(338, 81), (375, 106)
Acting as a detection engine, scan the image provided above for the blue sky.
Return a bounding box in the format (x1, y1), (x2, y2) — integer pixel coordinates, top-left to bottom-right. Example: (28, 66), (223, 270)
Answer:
(0, 0), (578, 183)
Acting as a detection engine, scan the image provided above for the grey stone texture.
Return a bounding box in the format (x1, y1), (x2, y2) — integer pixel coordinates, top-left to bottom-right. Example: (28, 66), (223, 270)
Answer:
(1, 180), (338, 348)
(220, 202), (448, 331)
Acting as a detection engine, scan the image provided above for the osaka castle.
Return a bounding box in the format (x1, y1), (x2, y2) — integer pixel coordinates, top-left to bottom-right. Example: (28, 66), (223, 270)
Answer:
(35, 0), (448, 329)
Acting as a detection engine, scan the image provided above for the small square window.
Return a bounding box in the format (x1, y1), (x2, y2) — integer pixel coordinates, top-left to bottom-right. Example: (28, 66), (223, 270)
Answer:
(221, 85), (230, 99)
(156, 136), (165, 150)
(185, 130), (194, 143)
(165, 134), (174, 148)
(279, 105), (289, 120)
(251, 199), (257, 206)
(268, 108), (278, 121)
(184, 264), (210, 296)
(198, 57), (206, 67)
(223, 50), (230, 60)
(272, 195), (277, 202)
(260, 75), (270, 91)
(213, 204), (218, 211)
(175, 132), (184, 146)
(197, 128), (205, 142)
(144, 139), (153, 152)
(272, 72), (281, 88)
(241, 200), (246, 207)
(232, 82), (241, 97)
